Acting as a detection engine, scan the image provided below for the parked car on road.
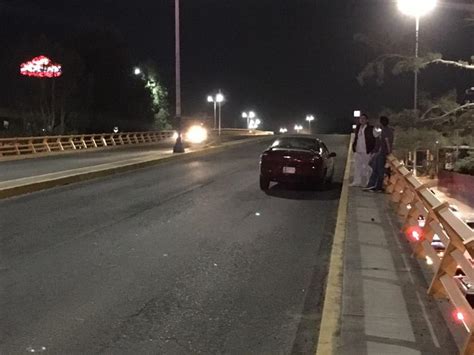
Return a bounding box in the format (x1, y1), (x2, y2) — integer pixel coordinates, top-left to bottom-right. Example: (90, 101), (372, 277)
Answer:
(259, 135), (336, 190)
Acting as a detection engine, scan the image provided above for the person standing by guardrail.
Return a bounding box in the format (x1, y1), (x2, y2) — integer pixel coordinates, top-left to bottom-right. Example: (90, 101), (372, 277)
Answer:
(350, 113), (376, 187)
(364, 116), (394, 192)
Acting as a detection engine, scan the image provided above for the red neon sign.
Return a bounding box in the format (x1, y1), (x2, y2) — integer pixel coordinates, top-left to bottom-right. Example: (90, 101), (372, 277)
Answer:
(20, 55), (62, 78)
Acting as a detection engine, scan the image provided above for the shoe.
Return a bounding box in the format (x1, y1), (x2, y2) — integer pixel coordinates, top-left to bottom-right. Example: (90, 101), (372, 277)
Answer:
(363, 186), (376, 191)
(369, 189), (384, 193)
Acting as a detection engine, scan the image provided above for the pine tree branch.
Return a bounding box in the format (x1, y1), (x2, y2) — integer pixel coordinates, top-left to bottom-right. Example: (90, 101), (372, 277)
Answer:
(426, 58), (474, 70)
(420, 103), (474, 122)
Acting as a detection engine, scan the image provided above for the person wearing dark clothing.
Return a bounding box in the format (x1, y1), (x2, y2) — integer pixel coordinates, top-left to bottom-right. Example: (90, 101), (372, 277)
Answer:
(365, 116), (394, 192)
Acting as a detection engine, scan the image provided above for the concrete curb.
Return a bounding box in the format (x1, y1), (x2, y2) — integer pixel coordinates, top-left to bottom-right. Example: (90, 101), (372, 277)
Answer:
(0, 137), (272, 200)
(315, 133), (354, 354)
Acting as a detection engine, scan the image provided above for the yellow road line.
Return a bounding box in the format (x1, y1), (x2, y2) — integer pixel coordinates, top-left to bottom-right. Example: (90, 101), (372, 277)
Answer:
(315, 134), (354, 355)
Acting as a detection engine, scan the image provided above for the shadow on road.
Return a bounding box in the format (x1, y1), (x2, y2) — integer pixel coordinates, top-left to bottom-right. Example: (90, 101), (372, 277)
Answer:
(264, 182), (342, 201)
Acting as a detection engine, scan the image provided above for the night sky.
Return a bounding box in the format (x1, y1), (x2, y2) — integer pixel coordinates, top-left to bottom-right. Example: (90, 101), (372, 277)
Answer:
(1, 0), (473, 132)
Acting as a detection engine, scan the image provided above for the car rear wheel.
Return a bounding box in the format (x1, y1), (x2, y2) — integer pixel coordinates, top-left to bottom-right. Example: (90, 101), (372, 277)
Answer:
(260, 175), (270, 190)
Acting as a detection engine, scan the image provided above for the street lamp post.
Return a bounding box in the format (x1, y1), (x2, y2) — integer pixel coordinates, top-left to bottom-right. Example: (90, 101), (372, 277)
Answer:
(207, 92), (225, 135)
(294, 124), (303, 134)
(216, 91), (224, 136)
(397, 0), (437, 118)
(207, 95), (217, 129)
(306, 115), (315, 133)
(173, 0), (185, 153)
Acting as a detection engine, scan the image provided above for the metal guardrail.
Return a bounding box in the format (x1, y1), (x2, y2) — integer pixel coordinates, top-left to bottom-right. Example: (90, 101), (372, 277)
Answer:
(0, 131), (176, 158)
(386, 154), (474, 354)
(0, 129), (274, 159)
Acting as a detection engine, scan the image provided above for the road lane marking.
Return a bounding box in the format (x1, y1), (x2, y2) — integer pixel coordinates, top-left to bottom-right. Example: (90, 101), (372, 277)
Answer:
(315, 134), (353, 355)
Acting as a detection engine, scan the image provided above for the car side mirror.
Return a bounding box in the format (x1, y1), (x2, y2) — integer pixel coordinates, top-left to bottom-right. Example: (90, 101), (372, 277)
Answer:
(329, 152), (337, 158)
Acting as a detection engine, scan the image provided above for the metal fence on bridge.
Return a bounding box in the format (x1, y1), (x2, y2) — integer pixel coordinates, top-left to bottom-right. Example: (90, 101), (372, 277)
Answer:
(0, 129), (274, 159)
(386, 154), (474, 354)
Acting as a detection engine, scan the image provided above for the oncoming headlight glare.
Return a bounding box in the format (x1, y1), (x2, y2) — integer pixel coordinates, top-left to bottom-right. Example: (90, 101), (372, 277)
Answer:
(186, 125), (208, 144)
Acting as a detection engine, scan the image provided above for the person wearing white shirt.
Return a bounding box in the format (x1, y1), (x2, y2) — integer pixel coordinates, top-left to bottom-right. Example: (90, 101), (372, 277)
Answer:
(351, 114), (376, 187)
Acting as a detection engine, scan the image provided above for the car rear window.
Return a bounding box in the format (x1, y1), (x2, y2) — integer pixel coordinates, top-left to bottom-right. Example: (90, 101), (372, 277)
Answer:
(271, 138), (320, 151)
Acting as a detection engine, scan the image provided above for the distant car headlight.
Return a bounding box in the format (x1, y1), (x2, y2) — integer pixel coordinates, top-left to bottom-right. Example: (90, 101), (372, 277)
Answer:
(186, 125), (208, 144)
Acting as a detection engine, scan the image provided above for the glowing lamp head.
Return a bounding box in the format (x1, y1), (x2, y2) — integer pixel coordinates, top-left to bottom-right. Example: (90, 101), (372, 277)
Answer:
(216, 93), (224, 103)
(134, 67), (141, 75)
(249, 111), (256, 119)
(207, 95), (214, 103)
(242, 112), (248, 118)
(397, 0), (437, 17)
(456, 311), (465, 322)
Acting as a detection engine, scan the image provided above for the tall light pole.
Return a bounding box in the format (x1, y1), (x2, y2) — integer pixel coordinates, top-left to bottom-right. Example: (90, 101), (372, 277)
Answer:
(397, 0), (437, 118)
(207, 95), (217, 129)
(173, 0), (185, 153)
(216, 91), (224, 136)
(306, 115), (315, 133)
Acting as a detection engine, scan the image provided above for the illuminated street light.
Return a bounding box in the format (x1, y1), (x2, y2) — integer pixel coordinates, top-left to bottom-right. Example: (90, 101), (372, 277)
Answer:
(248, 118), (262, 130)
(134, 67), (142, 75)
(242, 111), (257, 129)
(207, 95), (217, 129)
(279, 127), (288, 134)
(294, 124), (303, 134)
(207, 91), (225, 134)
(216, 92), (224, 103)
(353, 110), (361, 118)
(398, 0), (437, 17)
(397, 0), (437, 117)
(306, 114), (315, 133)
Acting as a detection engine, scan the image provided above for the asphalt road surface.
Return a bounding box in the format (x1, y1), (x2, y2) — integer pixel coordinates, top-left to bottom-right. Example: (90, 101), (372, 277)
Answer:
(0, 141), (177, 182)
(0, 135), (349, 354)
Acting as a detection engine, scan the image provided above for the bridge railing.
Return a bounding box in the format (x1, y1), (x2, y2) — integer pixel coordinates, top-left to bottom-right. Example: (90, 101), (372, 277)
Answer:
(0, 131), (176, 158)
(0, 129), (274, 159)
(386, 154), (474, 354)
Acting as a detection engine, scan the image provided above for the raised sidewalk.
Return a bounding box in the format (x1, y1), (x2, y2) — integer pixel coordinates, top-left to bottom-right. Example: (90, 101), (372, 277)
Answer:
(338, 186), (459, 354)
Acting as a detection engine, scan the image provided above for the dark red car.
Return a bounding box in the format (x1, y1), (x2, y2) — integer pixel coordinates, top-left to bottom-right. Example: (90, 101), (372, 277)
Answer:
(259, 135), (336, 190)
